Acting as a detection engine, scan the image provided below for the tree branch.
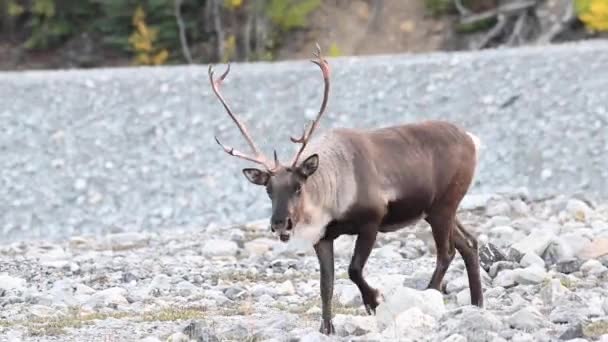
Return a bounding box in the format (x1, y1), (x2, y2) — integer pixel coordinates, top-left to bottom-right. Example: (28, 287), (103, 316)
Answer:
(174, 0), (193, 64)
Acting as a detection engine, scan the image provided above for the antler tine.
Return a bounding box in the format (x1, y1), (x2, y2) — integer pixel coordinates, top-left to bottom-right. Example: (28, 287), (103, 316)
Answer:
(290, 43), (331, 168)
(208, 63), (274, 170)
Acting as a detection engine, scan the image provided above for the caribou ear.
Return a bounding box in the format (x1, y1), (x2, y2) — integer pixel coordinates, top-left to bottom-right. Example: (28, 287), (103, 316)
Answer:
(242, 168), (270, 186)
(297, 154), (319, 178)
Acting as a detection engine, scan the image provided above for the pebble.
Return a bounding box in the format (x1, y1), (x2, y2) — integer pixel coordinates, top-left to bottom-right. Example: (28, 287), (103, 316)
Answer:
(202, 239), (239, 257)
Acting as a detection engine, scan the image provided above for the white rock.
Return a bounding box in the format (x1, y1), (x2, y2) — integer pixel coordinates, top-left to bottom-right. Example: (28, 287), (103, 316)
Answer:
(202, 239), (238, 257)
(446, 276), (468, 294)
(176, 281), (197, 297)
(244, 238), (275, 256)
(104, 232), (150, 250)
(381, 307), (437, 339)
(511, 230), (555, 256)
(603, 297), (608, 315)
(148, 274), (172, 293)
(84, 287), (128, 309)
(493, 269), (518, 287)
(580, 259), (607, 276)
(299, 331), (332, 342)
(374, 245), (402, 259)
(0, 273), (26, 292)
(339, 284), (362, 306)
(333, 314), (377, 336)
(515, 266), (548, 285)
(520, 252), (545, 268)
(276, 280), (295, 296)
(508, 307), (546, 330)
(566, 199), (594, 221)
(456, 289), (471, 306)
(166, 332), (189, 342)
(375, 287), (445, 332)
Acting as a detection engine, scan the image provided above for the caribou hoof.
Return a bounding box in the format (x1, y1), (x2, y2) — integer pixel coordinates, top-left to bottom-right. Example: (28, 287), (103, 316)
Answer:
(319, 319), (335, 335)
(363, 288), (384, 315)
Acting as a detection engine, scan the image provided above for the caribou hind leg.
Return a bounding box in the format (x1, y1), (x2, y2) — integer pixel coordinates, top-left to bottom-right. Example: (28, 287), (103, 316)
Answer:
(453, 219), (483, 307)
(425, 213), (457, 291)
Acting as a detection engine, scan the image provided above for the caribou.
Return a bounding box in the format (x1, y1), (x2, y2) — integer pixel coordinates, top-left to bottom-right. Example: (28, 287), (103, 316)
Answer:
(208, 44), (483, 335)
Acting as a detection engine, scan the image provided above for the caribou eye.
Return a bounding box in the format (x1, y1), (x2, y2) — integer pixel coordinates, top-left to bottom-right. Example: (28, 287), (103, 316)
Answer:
(295, 185), (302, 195)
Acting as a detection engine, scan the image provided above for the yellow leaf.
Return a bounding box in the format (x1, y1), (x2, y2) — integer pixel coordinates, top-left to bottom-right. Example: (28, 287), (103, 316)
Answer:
(152, 49), (169, 65)
(132, 5), (146, 26)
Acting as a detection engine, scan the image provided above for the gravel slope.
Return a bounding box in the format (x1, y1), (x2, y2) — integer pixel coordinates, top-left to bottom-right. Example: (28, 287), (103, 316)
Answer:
(1, 40), (608, 242)
(1, 192), (608, 341)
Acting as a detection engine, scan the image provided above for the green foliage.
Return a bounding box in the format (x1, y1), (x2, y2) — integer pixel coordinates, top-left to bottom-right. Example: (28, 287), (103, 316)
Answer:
(0, 0), (324, 65)
(424, 0), (454, 16)
(266, 0), (321, 31)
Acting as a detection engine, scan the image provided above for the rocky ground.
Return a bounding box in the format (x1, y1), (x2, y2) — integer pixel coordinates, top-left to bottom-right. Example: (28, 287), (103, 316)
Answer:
(1, 192), (608, 342)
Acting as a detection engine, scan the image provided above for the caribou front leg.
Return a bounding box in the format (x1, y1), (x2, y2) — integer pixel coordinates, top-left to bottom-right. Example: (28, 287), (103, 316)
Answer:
(349, 224), (381, 315)
(314, 238), (335, 335)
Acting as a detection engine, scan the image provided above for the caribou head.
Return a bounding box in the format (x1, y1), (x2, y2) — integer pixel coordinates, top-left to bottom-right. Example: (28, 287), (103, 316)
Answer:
(209, 44), (330, 242)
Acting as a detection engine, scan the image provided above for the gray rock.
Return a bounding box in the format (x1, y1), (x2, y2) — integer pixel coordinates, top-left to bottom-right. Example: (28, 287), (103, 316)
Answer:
(556, 258), (582, 274)
(486, 200), (512, 217)
(539, 279), (570, 306)
(559, 322), (583, 340)
(479, 243), (506, 271)
(446, 276), (469, 294)
(580, 259), (607, 276)
(183, 321), (220, 342)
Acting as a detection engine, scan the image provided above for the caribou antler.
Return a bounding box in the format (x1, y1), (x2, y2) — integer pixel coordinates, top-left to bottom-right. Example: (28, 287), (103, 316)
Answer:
(290, 43), (331, 168)
(209, 63), (275, 171)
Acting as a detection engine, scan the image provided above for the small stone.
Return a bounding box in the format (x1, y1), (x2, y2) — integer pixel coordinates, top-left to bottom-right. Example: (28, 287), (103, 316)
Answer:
(0, 273), (26, 292)
(446, 276), (468, 294)
(176, 281), (197, 297)
(543, 238), (574, 265)
(489, 261), (518, 278)
(456, 289), (471, 306)
(299, 331), (332, 342)
(479, 243), (506, 271)
(486, 200), (511, 216)
(166, 332), (190, 342)
(515, 266), (548, 285)
(84, 287), (128, 310)
(566, 199), (594, 222)
(444, 334), (467, 342)
(556, 258), (582, 274)
(376, 287), (445, 331)
(559, 322), (584, 340)
(333, 314), (377, 336)
(580, 259), (607, 276)
(276, 280), (295, 296)
(493, 269), (518, 287)
(244, 238), (274, 256)
(202, 239), (238, 257)
(183, 321), (219, 342)
(105, 232), (150, 250)
(508, 307), (546, 330)
(148, 274), (171, 295)
(511, 230), (555, 257)
(339, 284), (362, 306)
(520, 252), (545, 268)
